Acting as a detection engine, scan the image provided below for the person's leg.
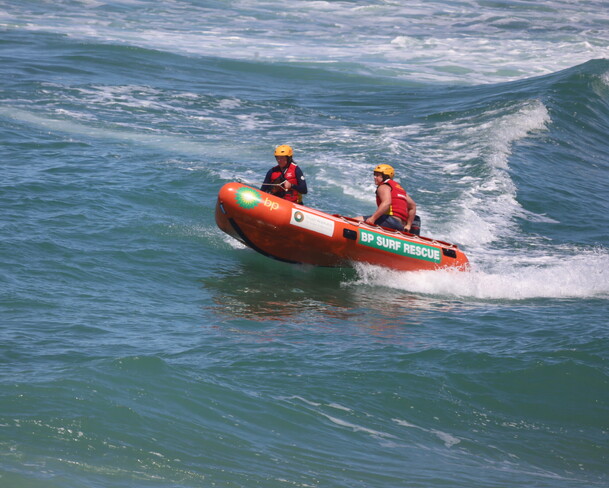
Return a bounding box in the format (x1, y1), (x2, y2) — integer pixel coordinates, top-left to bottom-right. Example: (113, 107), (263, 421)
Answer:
(375, 215), (403, 230)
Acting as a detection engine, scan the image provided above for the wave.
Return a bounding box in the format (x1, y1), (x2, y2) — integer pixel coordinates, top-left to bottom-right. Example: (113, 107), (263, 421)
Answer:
(3, 0), (609, 85)
(4, 12), (608, 306)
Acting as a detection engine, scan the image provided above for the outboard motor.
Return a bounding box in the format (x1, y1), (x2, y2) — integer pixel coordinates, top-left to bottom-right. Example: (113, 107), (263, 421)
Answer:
(410, 215), (421, 236)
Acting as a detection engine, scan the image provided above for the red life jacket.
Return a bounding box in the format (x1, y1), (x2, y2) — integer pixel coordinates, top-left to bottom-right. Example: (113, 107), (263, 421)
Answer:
(376, 179), (409, 222)
(270, 162), (302, 203)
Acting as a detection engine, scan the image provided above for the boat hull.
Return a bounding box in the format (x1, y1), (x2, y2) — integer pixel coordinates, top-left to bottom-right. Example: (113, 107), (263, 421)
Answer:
(215, 182), (469, 272)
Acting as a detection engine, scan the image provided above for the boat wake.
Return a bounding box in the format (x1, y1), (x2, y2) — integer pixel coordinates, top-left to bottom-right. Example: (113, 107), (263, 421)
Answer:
(350, 246), (609, 301)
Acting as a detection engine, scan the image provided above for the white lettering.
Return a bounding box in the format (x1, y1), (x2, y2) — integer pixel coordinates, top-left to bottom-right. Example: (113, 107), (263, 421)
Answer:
(375, 236), (401, 251)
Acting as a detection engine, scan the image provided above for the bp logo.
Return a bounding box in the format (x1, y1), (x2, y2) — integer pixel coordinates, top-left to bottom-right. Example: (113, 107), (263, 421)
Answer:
(293, 211), (304, 223)
(235, 187), (261, 209)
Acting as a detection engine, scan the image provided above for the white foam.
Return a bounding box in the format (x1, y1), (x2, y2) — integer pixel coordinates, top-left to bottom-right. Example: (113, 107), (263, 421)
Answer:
(286, 396), (321, 407)
(321, 413), (395, 439)
(352, 245), (609, 300)
(0, 106), (245, 158)
(4, 0), (609, 84)
(218, 98), (242, 109)
(328, 403), (352, 412)
(393, 418), (461, 448)
(454, 102), (550, 246)
(390, 100), (551, 247)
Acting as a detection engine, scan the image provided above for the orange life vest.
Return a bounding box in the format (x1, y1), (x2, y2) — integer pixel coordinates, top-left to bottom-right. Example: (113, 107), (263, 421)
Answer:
(376, 179), (409, 222)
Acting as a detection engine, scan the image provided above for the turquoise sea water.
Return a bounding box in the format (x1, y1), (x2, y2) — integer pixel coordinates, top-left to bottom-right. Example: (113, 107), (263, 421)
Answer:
(1, 1), (609, 487)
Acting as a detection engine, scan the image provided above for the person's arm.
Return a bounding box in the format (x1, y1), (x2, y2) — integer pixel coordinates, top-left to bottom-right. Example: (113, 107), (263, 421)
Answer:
(260, 168), (275, 193)
(403, 194), (417, 232)
(365, 184), (391, 225)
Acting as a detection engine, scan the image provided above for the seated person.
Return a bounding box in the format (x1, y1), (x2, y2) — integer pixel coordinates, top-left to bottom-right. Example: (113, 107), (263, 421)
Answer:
(354, 164), (420, 235)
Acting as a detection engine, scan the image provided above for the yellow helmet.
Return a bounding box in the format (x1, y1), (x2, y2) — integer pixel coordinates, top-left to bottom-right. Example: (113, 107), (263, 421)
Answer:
(374, 164), (394, 179)
(274, 144), (293, 157)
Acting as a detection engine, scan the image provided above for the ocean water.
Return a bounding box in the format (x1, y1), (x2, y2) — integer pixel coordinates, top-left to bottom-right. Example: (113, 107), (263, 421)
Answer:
(1, 1), (609, 487)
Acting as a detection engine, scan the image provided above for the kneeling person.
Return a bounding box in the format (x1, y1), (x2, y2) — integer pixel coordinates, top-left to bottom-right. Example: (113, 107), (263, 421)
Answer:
(261, 144), (307, 204)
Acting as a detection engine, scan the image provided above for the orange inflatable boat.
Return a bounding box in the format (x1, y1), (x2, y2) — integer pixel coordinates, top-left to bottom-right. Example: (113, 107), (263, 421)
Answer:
(215, 182), (469, 272)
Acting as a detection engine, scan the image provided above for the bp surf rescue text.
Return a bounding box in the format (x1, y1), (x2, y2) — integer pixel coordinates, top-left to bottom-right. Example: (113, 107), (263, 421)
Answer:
(359, 229), (441, 262)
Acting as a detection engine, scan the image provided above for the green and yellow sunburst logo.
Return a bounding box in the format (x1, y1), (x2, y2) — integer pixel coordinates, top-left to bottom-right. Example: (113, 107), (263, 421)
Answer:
(235, 187), (261, 209)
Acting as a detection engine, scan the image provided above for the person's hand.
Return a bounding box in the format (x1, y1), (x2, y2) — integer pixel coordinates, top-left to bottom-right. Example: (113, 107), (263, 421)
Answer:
(282, 180), (292, 190)
(365, 217), (375, 225)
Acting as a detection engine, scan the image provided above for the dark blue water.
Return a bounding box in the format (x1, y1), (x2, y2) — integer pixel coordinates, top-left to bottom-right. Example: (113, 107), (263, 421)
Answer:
(1, 1), (608, 486)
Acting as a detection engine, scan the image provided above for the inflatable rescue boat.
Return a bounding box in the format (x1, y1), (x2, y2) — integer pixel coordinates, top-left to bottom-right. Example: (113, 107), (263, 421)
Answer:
(215, 182), (469, 272)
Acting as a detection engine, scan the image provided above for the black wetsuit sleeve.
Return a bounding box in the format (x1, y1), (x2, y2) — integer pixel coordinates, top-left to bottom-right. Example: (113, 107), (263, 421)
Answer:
(260, 168), (275, 193)
(292, 166), (307, 194)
